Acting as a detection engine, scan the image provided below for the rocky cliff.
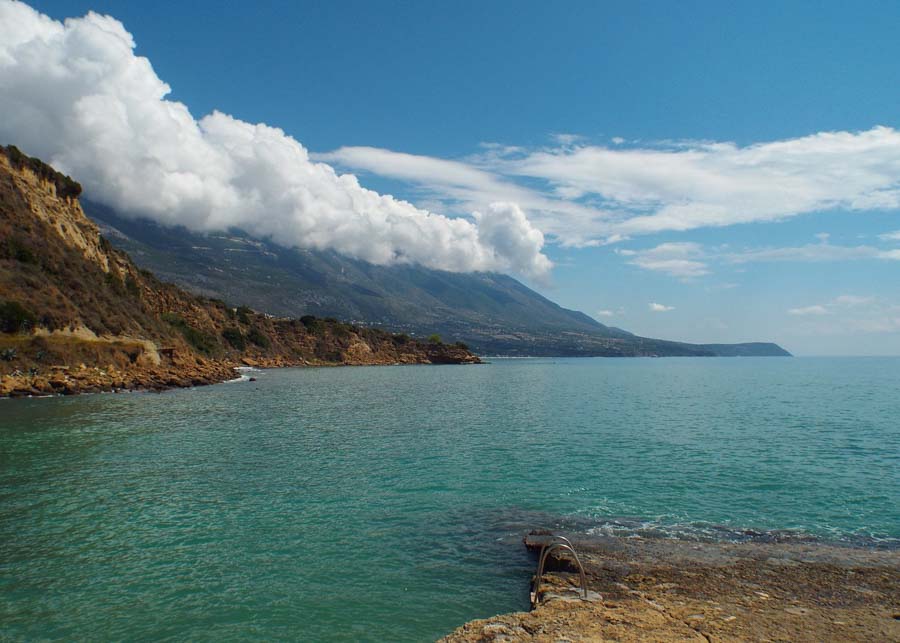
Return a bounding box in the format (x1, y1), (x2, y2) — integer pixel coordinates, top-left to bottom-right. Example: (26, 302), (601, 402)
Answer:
(0, 146), (479, 397)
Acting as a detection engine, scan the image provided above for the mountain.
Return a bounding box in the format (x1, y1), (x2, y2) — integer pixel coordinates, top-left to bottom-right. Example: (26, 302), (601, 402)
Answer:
(84, 201), (791, 357)
(0, 146), (479, 397)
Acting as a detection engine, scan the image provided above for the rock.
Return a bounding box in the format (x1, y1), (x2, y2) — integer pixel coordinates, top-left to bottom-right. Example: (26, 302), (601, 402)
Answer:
(525, 530), (558, 551)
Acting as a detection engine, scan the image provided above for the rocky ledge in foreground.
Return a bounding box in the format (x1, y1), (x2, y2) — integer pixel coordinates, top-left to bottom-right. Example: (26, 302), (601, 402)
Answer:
(441, 533), (900, 642)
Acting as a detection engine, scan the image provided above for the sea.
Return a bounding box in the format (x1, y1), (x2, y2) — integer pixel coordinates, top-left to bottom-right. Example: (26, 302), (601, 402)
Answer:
(1, 357), (898, 641)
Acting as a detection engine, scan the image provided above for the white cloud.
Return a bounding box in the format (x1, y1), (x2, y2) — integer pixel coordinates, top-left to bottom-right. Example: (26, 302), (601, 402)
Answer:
(649, 303), (674, 312)
(621, 242), (709, 278)
(879, 230), (900, 241)
(504, 128), (900, 236)
(788, 305), (829, 316)
(552, 133), (582, 145)
(595, 309), (614, 317)
(611, 137), (626, 145)
(325, 130), (900, 246)
(0, 1), (551, 277)
(471, 203), (552, 279)
(318, 145), (605, 247)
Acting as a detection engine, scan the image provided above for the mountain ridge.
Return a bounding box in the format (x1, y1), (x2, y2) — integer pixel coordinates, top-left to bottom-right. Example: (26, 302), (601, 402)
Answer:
(85, 201), (790, 357)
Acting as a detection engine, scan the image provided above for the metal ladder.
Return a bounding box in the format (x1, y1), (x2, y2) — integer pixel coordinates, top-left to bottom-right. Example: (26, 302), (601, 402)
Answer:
(531, 535), (589, 605)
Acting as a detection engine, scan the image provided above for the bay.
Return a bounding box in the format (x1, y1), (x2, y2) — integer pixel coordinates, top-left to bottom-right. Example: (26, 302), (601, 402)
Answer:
(1, 357), (898, 641)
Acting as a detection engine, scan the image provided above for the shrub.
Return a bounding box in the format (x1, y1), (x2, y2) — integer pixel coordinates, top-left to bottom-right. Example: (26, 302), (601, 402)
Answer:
(392, 333), (410, 345)
(124, 274), (141, 297)
(4, 237), (37, 264)
(300, 315), (324, 335)
(332, 323), (351, 339)
(428, 334), (442, 345)
(0, 300), (37, 333)
(104, 271), (125, 295)
(237, 306), (253, 325)
(1, 348), (17, 361)
(222, 327), (246, 350)
(454, 341), (470, 350)
(162, 313), (219, 355)
(246, 327), (270, 349)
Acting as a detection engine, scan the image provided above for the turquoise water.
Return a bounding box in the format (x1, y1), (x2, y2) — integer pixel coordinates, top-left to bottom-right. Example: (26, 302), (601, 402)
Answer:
(1, 357), (899, 640)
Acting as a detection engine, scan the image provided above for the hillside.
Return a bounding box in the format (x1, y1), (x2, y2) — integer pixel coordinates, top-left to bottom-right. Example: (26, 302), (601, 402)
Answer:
(0, 147), (479, 397)
(85, 202), (790, 357)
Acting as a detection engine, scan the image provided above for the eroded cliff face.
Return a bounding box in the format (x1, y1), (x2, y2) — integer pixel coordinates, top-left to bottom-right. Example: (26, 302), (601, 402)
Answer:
(0, 147), (479, 397)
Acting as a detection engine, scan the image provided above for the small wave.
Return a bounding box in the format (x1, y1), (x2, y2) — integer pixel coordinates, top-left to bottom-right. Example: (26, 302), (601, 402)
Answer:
(583, 516), (900, 550)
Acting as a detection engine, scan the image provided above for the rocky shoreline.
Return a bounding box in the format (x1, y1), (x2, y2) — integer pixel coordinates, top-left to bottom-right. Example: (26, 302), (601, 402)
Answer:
(0, 346), (480, 398)
(0, 359), (237, 398)
(441, 532), (900, 642)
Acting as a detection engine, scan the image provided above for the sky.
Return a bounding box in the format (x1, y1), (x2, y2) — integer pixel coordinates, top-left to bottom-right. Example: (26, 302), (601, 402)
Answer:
(4, 0), (900, 355)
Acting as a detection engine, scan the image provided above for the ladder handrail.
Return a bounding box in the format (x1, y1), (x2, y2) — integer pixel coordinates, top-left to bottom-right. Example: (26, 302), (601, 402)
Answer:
(532, 540), (588, 603)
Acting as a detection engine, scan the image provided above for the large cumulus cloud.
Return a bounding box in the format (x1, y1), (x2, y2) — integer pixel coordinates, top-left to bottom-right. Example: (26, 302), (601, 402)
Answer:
(0, 1), (551, 277)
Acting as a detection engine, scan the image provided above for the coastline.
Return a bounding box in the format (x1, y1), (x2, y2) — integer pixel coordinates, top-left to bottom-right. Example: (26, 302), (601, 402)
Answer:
(0, 350), (481, 398)
(441, 531), (900, 642)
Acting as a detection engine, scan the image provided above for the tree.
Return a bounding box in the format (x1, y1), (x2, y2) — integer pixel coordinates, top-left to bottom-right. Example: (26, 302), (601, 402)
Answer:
(0, 301), (37, 333)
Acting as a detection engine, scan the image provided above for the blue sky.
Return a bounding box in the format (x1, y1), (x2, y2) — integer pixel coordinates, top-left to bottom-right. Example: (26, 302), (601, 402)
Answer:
(13, 0), (900, 354)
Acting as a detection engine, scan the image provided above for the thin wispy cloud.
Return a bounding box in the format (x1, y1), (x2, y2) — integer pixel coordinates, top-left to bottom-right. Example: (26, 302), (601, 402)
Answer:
(788, 305), (829, 316)
(725, 242), (899, 264)
(786, 297), (900, 335)
(325, 128), (900, 247)
(620, 237), (900, 278)
(649, 303), (674, 312)
(618, 242), (709, 278)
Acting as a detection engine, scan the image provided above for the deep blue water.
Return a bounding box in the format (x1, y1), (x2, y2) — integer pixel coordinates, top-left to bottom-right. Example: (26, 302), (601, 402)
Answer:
(1, 357), (898, 640)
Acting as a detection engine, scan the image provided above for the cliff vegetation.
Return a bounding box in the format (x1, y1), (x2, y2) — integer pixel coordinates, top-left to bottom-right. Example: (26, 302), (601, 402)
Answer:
(0, 147), (478, 397)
